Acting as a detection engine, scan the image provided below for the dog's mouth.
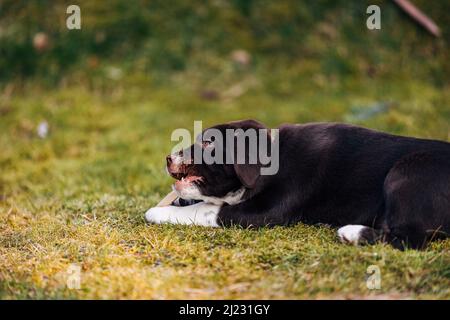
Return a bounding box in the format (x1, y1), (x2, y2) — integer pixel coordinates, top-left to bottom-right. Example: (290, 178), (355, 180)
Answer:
(168, 165), (203, 186)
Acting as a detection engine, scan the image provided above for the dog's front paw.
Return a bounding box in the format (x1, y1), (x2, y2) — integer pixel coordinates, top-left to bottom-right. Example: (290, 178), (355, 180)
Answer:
(145, 207), (169, 224)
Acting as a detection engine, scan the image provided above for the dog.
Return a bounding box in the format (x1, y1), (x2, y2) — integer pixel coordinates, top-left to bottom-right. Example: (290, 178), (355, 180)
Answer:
(145, 120), (450, 249)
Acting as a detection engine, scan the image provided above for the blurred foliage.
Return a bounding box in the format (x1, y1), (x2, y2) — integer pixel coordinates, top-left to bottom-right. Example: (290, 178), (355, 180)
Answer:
(0, 0), (448, 85)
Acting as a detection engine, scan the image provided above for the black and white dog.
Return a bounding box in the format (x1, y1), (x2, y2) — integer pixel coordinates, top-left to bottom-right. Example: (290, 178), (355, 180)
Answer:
(145, 120), (450, 249)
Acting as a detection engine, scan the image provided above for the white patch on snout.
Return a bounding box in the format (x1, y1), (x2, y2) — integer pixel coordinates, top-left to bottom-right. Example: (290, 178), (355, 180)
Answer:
(171, 153), (184, 165)
(145, 202), (220, 227)
(337, 225), (367, 245)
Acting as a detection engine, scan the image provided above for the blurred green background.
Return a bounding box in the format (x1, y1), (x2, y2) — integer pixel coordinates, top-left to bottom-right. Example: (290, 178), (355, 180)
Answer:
(1, 0), (448, 85)
(1, 0), (449, 299)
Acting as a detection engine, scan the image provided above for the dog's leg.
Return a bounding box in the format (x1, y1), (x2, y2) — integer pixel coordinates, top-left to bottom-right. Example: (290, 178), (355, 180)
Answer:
(381, 152), (450, 250)
(145, 202), (220, 227)
(340, 152), (450, 250)
(217, 194), (288, 228)
(337, 225), (381, 245)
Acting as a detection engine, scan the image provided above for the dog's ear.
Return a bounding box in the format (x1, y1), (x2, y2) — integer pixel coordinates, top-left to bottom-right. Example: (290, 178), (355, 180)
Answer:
(233, 162), (261, 189)
(231, 120), (270, 189)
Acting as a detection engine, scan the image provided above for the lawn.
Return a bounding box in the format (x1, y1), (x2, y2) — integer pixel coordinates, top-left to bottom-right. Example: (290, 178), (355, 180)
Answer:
(0, 0), (449, 300)
(0, 67), (449, 299)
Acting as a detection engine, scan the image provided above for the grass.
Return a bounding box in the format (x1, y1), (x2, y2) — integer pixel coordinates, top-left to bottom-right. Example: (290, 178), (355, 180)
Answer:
(0, 63), (449, 299)
(1, 0), (449, 300)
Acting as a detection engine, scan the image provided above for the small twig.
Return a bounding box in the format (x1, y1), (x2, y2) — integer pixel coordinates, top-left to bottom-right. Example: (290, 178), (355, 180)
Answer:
(393, 0), (441, 37)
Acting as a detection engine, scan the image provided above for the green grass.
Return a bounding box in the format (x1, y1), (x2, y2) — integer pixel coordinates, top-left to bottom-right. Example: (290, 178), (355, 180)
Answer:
(1, 0), (450, 299)
(0, 64), (449, 299)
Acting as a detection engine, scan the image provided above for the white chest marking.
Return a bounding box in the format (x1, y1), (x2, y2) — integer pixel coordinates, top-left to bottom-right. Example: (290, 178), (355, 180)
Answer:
(174, 185), (245, 206)
(197, 187), (246, 205)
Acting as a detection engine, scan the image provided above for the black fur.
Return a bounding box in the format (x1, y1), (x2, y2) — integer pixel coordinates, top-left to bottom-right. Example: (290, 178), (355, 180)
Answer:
(175, 120), (450, 250)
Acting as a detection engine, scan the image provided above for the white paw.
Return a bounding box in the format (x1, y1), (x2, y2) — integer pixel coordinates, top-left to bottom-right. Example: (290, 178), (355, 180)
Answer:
(145, 207), (169, 224)
(144, 203), (220, 227)
(337, 225), (366, 245)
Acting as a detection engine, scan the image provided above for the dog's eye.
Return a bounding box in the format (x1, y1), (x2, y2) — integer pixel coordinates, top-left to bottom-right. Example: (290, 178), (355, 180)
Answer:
(202, 140), (212, 148)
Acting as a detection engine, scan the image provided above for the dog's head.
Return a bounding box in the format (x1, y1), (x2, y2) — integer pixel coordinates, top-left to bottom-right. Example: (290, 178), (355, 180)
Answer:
(166, 119), (271, 204)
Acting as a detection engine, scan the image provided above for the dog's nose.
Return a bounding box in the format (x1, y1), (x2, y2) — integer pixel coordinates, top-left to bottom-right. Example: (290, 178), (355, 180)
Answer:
(166, 155), (172, 166)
